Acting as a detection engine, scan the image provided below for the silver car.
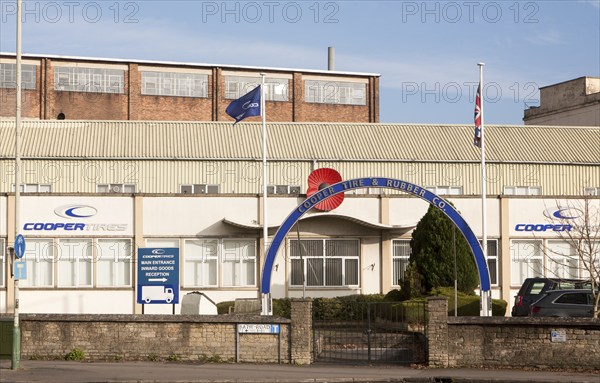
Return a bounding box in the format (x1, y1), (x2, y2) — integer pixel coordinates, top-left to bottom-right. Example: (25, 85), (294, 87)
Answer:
(529, 289), (597, 318)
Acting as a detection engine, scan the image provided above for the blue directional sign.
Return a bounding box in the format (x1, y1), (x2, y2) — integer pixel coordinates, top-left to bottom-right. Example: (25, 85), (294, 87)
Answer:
(14, 261), (27, 280)
(137, 248), (179, 304)
(14, 234), (25, 259)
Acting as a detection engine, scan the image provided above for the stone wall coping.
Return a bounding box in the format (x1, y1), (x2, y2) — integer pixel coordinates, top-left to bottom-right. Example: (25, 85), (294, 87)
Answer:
(448, 316), (600, 328)
(427, 296), (449, 302)
(0, 313), (291, 324)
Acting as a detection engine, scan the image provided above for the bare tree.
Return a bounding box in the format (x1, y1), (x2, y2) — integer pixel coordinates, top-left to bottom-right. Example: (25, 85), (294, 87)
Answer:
(544, 198), (600, 318)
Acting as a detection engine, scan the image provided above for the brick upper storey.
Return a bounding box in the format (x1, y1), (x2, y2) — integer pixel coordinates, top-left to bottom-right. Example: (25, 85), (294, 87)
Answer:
(0, 53), (380, 123)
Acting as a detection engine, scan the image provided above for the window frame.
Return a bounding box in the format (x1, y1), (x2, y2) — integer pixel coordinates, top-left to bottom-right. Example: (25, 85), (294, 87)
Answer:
(0, 239), (4, 288)
(97, 183), (137, 193)
(224, 75), (289, 101)
(391, 239), (411, 287)
(503, 186), (542, 196)
(57, 238), (94, 288)
(96, 238), (133, 287)
(510, 239), (543, 286)
(304, 80), (366, 106)
(289, 238), (360, 288)
(20, 238), (55, 288)
(0, 63), (36, 89)
(54, 66), (125, 94)
(141, 71), (209, 98)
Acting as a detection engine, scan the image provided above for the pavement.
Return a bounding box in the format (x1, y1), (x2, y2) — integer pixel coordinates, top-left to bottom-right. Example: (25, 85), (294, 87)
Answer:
(1, 360), (599, 383)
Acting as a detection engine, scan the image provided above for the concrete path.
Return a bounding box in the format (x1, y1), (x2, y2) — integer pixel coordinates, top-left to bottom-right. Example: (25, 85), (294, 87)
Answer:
(1, 360), (599, 383)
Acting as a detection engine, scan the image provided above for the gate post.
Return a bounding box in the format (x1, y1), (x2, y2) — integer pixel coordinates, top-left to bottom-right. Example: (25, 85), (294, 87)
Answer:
(427, 297), (449, 367)
(290, 298), (313, 364)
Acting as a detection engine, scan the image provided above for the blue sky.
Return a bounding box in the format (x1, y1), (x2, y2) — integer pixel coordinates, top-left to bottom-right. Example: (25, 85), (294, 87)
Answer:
(1, 0), (599, 124)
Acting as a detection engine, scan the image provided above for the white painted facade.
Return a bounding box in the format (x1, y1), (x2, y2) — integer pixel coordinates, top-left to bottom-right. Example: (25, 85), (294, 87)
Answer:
(1, 193), (597, 316)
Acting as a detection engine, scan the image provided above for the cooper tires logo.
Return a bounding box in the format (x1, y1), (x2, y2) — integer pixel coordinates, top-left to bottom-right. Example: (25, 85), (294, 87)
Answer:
(543, 207), (583, 220)
(54, 205), (98, 219)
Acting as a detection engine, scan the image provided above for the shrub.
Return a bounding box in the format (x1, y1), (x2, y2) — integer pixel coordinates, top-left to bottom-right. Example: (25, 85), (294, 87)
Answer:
(65, 348), (85, 361)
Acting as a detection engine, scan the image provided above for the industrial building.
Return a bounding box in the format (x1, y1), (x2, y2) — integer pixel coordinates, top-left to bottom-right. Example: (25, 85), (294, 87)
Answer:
(0, 120), (598, 315)
(524, 76), (600, 126)
(0, 53), (380, 123)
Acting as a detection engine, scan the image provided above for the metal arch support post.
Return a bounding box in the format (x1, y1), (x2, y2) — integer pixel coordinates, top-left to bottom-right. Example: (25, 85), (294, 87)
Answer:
(260, 177), (492, 317)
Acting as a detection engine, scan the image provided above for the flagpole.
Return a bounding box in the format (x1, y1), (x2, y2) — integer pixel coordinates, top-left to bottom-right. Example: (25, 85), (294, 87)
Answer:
(478, 62), (490, 317)
(260, 73), (271, 315)
(12, 0), (23, 370)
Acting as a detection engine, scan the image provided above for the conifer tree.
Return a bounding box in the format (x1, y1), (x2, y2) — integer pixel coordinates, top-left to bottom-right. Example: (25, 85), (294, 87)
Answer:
(409, 204), (479, 293)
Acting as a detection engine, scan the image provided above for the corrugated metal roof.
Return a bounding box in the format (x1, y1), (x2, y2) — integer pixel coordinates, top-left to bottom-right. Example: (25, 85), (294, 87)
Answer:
(0, 120), (598, 164)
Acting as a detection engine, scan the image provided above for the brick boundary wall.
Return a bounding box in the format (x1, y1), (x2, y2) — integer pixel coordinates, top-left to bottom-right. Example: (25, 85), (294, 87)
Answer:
(427, 297), (600, 370)
(0, 313), (292, 363)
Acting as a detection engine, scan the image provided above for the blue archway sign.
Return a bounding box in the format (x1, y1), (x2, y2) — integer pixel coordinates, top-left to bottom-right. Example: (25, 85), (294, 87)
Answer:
(260, 177), (492, 316)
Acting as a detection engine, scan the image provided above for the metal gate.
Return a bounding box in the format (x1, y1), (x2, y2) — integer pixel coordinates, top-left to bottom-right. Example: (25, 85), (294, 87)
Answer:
(312, 301), (427, 364)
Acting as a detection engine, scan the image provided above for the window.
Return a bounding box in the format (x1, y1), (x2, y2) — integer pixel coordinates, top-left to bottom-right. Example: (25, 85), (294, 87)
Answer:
(180, 184), (219, 194)
(0, 63), (36, 89)
(224, 76), (288, 101)
(267, 185), (301, 195)
(12, 184), (52, 193)
(503, 186), (541, 196)
(392, 240), (411, 286)
(57, 239), (93, 287)
(581, 241), (600, 280)
(221, 239), (256, 287)
(290, 239), (359, 287)
(97, 239), (132, 287)
(584, 187), (599, 196)
(97, 184), (136, 193)
(510, 240), (542, 285)
(305, 80), (366, 105)
(20, 238), (54, 287)
(54, 66), (124, 93)
(146, 239), (180, 248)
(184, 239), (218, 287)
(141, 71), (208, 97)
(555, 292), (589, 305)
(486, 240), (498, 285)
(0, 239), (4, 287)
(425, 186), (463, 195)
(546, 240), (578, 279)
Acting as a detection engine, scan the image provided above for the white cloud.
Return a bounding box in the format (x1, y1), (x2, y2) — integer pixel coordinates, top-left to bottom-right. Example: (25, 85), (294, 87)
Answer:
(525, 30), (564, 46)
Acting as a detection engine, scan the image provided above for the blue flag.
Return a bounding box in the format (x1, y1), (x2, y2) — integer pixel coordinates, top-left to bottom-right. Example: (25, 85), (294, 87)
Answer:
(226, 85), (261, 125)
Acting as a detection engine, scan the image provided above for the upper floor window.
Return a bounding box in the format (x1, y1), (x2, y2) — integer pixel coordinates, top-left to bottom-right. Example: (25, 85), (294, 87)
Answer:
(180, 184), (219, 194)
(141, 71), (208, 98)
(584, 187), (599, 196)
(97, 184), (136, 193)
(0, 63), (36, 89)
(426, 186), (463, 195)
(224, 76), (288, 101)
(503, 186), (541, 196)
(12, 184), (52, 193)
(267, 185), (301, 195)
(305, 80), (366, 105)
(55, 66), (124, 93)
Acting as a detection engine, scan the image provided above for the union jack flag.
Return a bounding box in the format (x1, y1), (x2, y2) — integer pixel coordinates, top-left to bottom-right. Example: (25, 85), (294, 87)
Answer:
(473, 83), (482, 147)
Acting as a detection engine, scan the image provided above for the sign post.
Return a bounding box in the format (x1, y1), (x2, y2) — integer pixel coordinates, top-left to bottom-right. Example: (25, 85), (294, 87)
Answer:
(137, 248), (179, 307)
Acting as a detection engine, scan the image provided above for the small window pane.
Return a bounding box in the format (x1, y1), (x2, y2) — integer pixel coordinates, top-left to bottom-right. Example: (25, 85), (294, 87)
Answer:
(97, 239), (132, 287)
